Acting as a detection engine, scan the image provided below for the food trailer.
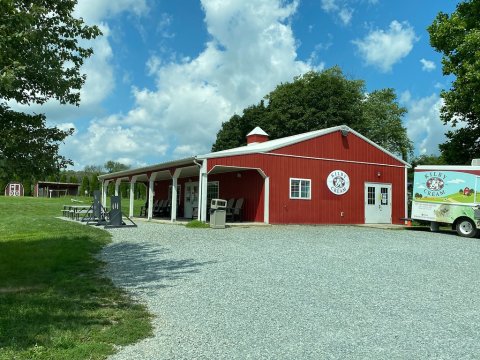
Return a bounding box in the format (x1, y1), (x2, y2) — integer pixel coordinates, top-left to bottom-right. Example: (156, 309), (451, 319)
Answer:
(411, 160), (480, 237)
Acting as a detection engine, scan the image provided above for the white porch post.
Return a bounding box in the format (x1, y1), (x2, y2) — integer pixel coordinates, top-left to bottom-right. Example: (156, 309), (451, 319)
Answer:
(102, 180), (110, 207)
(115, 178), (121, 196)
(171, 169), (181, 222)
(404, 166), (408, 222)
(148, 172), (157, 220)
(200, 160), (208, 222)
(264, 176), (270, 224)
(129, 176), (137, 217)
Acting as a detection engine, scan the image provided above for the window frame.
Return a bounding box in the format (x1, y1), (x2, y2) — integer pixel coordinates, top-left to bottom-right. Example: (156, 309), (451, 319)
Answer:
(289, 178), (312, 200)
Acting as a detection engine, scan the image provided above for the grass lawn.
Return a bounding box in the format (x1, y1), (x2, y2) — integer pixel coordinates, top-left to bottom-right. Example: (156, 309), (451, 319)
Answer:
(0, 196), (152, 360)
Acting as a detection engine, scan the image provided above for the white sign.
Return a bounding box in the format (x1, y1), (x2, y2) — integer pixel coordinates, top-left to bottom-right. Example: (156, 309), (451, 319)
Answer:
(327, 170), (350, 195)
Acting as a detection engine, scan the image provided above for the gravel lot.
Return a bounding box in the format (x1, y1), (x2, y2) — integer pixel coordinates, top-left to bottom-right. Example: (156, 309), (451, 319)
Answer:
(103, 223), (480, 359)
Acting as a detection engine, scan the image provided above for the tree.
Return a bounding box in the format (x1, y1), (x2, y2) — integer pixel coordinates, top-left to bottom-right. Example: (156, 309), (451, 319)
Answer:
(428, 0), (480, 162)
(84, 165), (104, 174)
(69, 175), (78, 184)
(439, 127), (480, 164)
(22, 177), (32, 196)
(0, 1), (101, 105)
(0, 1), (100, 181)
(89, 173), (100, 195)
(264, 68), (364, 138)
(0, 105), (73, 183)
(359, 89), (413, 159)
(104, 161), (130, 174)
(212, 67), (412, 160)
(80, 175), (90, 196)
(410, 154), (446, 167)
(59, 172), (67, 183)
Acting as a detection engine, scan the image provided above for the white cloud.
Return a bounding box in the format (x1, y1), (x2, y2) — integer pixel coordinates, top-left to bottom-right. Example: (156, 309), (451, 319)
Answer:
(447, 179), (465, 184)
(8, 25), (114, 126)
(66, 0), (314, 168)
(73, 0), (148, 23)
(338, 8), (353, 25)
(402, 92), (446, 155)
(321, 0), (338, 12)
(321, 0), (354, 25)
(353, 20), (417, 72)
(420, 58), (436, 72)
(62, 115), (169, 168)
(56, 122), (76, 132)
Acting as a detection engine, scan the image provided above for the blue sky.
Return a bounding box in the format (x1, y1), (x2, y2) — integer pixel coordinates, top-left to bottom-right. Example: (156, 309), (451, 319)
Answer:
(11, 0), (458, 169)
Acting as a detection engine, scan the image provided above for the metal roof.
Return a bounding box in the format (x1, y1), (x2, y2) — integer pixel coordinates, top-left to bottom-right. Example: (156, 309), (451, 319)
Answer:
(98, 125), (410, 182)
(98, 156), (198, 180)
(247, 126), (269, 136)
(197, 125), (411, 167)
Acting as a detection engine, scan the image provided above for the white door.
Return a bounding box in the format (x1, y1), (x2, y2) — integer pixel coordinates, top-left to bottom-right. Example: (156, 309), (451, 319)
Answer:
(365, 183), (392, 224)
(184, 182), (199, 218)
(9, 184), (20, 196)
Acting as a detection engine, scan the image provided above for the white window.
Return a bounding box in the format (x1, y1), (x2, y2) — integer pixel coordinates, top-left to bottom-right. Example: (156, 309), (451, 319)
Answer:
(207, 181), (219, 205)
(290, 178), (311, 200)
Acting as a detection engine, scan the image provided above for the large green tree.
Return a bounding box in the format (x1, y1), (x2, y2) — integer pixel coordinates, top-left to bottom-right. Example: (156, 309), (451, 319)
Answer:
(0, 0), (100, 180)
(104, 161), (130, 174)
(428, 0), (480, 163)
(0, 105), (73, 183)
(0, 0), (101, 105)
(212, 67), (412, 160)
(359, 89), (412, 159)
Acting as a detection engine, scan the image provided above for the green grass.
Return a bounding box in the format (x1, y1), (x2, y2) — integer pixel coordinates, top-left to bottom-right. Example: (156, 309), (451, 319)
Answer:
(185, 220), (210, 228)
(419, 192), (480, 204)
(0, 196), (152, 359)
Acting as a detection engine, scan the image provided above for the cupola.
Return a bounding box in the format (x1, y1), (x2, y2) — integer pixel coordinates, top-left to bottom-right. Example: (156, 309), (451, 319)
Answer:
(246, 127), (269, 145)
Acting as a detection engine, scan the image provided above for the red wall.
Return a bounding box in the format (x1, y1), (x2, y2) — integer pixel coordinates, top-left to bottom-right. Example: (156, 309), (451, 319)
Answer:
(210, 170), (264, 222)
(207, 130), (407, 224)
(272, 131), (405, 166)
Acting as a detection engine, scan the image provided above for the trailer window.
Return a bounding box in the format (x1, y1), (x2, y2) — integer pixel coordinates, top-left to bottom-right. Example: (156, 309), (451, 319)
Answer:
(367, 186), (375, 205)
(290, 178), (311, 200)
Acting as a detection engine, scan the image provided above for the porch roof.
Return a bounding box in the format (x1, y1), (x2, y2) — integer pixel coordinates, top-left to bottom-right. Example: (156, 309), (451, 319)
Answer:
(98, 156), (198, 181)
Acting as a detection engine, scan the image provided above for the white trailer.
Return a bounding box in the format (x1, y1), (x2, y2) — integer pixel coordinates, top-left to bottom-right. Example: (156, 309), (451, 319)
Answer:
(411, 161), (480, 237)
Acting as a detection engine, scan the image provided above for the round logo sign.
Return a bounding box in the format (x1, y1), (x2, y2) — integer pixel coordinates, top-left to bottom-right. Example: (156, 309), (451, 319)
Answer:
(426, 177), (444, 191)
(327, 170), (350, 195)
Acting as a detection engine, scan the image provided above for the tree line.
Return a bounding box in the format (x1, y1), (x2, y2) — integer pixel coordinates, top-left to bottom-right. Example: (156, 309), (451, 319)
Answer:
(1, 0), (479, 193)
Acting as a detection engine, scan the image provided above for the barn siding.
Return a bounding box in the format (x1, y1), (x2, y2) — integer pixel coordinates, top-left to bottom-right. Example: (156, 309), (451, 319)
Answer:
(210, 170), (264, 222)
(271, 131), (405, 167)
(207, 130), (406, 225)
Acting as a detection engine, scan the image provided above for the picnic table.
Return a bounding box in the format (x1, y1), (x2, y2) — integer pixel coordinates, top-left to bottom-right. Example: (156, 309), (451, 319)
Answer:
(62, 205), (92, 220)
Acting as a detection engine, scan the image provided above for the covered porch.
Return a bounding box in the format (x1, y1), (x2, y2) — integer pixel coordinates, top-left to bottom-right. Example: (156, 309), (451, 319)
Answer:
(98, 158), (270, 224)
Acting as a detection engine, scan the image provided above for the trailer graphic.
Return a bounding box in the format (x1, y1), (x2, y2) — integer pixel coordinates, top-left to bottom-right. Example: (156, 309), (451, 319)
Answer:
(411, 164), (480, 237)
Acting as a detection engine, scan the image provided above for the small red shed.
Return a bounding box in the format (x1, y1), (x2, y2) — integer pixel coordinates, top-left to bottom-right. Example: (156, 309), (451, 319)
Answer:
(98, 125), (410, 225)
(4, 182), (24, 197)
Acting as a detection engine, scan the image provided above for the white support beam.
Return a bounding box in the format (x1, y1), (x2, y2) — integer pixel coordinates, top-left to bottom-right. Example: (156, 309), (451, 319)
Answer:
(264, 176), (270, 224)
(102, 180), (110, 207)
(115, 178), (122, 196)
(148, 172), (157, 220)
(200, 160), (208, 222)
(129, 176), (137, 218)
(404, 167), (408, 222)
(171, 169), (181, 222)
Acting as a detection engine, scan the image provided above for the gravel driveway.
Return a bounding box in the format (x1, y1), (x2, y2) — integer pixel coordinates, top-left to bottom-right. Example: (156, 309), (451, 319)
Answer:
(103, 223), (480, 359)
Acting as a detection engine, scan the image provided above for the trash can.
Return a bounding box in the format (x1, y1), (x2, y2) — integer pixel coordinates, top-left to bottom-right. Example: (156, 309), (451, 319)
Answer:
(210, 199), (227, 229)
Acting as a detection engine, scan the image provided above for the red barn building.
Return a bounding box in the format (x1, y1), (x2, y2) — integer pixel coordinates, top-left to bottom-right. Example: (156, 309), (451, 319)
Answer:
(99, 125), (410, 225)
(4, 182), (24, 197)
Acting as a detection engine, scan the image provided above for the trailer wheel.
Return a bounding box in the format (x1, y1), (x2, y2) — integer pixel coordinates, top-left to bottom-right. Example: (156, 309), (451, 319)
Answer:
(456, 218), (478, 238)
